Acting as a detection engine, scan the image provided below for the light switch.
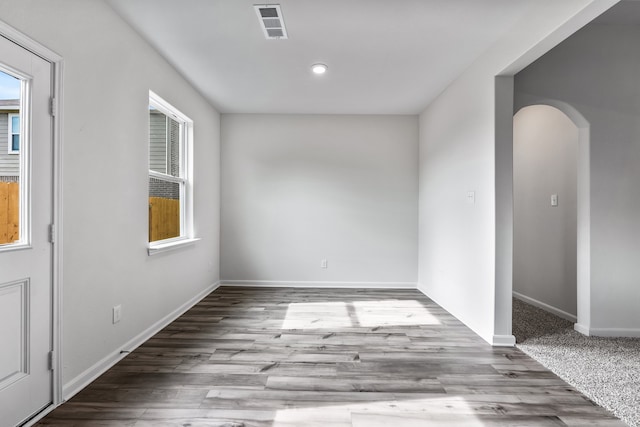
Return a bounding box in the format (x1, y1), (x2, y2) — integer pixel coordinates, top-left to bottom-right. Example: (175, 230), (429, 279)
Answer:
(467, 191), (475, 205)
(113, 305), (122, 324)
(551, 194), (558, 207)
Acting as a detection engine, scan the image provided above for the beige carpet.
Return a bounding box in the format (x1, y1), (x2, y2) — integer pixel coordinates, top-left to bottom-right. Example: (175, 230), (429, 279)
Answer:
(513, 298), (640, 427)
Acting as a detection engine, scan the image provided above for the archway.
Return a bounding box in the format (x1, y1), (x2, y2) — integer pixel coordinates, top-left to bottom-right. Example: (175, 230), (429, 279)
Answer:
(513, 98), (590, 333)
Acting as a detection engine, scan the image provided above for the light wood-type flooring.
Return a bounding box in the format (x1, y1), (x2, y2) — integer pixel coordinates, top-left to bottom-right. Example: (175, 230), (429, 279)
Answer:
(36, 287), (625, 426)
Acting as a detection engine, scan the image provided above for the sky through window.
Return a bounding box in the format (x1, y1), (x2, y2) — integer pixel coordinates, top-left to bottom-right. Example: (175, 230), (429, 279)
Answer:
(0, 70), (20, 100)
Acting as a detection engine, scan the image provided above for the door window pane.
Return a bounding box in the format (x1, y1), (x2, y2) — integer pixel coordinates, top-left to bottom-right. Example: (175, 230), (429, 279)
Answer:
(0, 70), (21, 246)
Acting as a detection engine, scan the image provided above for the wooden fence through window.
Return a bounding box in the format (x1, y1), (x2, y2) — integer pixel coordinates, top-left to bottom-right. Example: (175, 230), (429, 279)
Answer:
(2, 189), (179, 245)
(0, 182), (19, 245)
(149, 197), (180, 242)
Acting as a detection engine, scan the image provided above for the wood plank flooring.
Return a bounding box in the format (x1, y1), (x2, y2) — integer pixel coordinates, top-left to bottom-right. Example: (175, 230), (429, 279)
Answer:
(36, 287), (625, 426)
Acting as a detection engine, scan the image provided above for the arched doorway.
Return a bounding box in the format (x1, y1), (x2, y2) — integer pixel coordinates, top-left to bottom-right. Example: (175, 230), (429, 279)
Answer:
(513, 100), (591, 333)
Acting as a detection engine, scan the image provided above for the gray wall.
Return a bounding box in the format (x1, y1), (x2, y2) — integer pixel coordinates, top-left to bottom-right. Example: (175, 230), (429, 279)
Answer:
(513, 105), (578, 318)
(0, 0), (221, 392)
(221, 114), (418, 285)
(516, 22), (640, 334)
(0, 111), (19, 176)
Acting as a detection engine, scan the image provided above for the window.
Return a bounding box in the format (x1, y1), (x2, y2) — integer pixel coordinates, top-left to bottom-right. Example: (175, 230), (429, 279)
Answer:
(148, 91), (195, 253)
(8, 113), (19, 153)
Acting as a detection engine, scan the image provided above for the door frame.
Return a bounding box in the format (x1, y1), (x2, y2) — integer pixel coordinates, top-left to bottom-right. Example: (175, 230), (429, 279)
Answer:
(0, 19), (64, 421)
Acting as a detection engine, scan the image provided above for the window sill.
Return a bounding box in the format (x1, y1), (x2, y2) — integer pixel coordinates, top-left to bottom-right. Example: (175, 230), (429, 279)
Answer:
(148, 237), (200, 256)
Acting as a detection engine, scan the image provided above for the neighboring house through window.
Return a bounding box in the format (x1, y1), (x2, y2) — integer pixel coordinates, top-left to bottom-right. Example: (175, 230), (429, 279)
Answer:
(8, 112), (19, 153)
(0, 100), (20, 182)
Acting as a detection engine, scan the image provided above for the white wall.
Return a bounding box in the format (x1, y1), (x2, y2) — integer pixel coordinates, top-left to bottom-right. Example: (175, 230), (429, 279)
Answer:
(221, 114), (418, 285)
(513, 105), (578, 317)
(0, 0), (221, 391)
(515, 22), (640, 335)
(417, 0), (616, 344)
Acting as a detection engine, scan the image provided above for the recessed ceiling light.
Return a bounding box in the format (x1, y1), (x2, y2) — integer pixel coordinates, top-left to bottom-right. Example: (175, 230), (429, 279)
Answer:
(311, 63), (328, 75)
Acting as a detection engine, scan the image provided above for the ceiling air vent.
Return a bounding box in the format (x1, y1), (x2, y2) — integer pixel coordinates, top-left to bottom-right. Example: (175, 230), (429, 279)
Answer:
(254, 4), (288, 39)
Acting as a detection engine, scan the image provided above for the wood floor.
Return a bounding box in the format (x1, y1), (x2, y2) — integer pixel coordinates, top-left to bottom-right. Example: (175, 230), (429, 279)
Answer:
(36, 287), (624, 426)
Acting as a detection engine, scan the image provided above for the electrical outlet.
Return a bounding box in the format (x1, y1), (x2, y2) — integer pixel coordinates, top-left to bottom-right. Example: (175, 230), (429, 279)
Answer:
(321, 259), (328, 269)
(113, 305), (122, 324)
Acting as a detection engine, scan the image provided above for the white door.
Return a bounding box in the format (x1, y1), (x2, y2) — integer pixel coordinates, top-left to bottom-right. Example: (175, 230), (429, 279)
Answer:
(0, 35), (54, 426)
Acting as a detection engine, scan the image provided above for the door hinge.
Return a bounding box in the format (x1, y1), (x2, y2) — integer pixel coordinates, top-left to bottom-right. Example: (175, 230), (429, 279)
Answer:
(49, 97), (57, 117)
(48, 351), (55, 371)
(48, 224), (55, 244)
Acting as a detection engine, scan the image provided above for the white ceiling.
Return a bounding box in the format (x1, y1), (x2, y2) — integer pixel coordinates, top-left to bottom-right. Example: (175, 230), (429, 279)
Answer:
(106, 0), (544, 114)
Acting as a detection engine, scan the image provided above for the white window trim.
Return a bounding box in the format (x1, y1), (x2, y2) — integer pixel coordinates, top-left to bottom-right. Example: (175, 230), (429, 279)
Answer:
(164, 116), (170, 175)
(8, 112), (19, 154)
(147, 90), (195, 255)
(148, 237), (201, 255)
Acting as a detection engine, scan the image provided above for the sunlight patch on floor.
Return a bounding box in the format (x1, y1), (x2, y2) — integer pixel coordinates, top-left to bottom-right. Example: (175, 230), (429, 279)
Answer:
(352, 300), (441, 327)
(282, 301), (353, 329)
(282, 299), (441, 329)
(272, 396), (479, 426)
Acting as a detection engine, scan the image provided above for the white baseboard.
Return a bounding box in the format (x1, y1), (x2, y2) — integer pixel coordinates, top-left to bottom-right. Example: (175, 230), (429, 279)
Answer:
(492, 334), (516, 346)
(574, 323), (590, 335)
(574, 324), (640, 338)
(513, 291), (577, 323)
(62, 281), (220, 400)
(220, 280), (417, 289)
(415, 282), (435, 297)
